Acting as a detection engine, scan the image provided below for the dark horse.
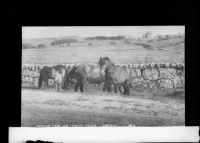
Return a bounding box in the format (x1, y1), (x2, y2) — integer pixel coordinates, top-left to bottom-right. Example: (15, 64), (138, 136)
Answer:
(66, 63), (104, 92)
(98, 57), (132, 95)
(63, 65), (76, 90)
(38, 65), (66, 89)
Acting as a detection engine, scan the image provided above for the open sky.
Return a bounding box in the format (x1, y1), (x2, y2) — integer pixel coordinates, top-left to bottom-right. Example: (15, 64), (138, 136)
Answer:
(22, 26), (185, 39)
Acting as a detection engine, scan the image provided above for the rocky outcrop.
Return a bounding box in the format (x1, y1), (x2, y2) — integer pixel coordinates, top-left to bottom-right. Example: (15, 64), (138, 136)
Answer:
(21, 63), (185, 89)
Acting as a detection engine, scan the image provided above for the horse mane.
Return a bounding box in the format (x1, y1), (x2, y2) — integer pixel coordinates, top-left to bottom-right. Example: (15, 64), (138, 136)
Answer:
(105, 56), (110, 61)
(105, 56), (115, 67)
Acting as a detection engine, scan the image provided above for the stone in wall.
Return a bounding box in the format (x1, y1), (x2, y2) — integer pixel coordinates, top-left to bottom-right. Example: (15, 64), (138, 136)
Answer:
(127, 64), (132, 69)
(134, 79), (160, 89)
(173, 76), (185, 88)
(170, 63), (177, 68)
(181, 76), (185, 87)
(142, 69), (159, 80)
(147, 80), (160, 89)
(22, 76), (29, 82)
(148, 63), (156, 69)
(22, 82), (32, 88)
(159, 68), (176, 79)
(132, 64), (140, 69)
(33, 78), (39, 87)
(176, 63), (184, 69)
(130, 78), (147, 88)
(137, 64), (143, 69)
(142, 80), (150, 88)
(158, 79), (174, 89)
(130, 69), (141, 78)
(28, 65), (32, 71)
(22, 70), (29, 77)
(29, 77), (33, 83)
(22, 70), (38, 77)
(22, 65), (26, 70)
(162, 63), (170, 68)
(130, 78), (141, 88)
(176, 69), (185, 77)
(25, 71), (39, 78)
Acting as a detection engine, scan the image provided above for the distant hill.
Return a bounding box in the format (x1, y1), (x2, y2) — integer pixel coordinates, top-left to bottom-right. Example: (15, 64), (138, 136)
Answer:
(85, 35), (125, 40)
(22, 35), (184, 49)
(51, 39), (79, 46)
(22, 36), (83, 46)
(22, 38), (56, 47)
(22, 43), (46, 49)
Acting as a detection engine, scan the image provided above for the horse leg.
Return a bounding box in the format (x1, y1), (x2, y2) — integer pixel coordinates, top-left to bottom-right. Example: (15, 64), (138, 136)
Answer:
(61, 79), (64, 91)
(85, 80), (87, 90)
(103, 82), (106, 92)
(107, 83), (112, 92)
(43, 80), (46, 89)
(59, 84), (61, 92)
(46, 79), (49, 89)
(55, 83), (57, 91)
(44, 80), (48, 89)
(53, 81), (56, 90)
(125, 80), (130, 95)
(84, 80), (88, 91)
(57, 84), (60, 92)
(126, 85), (130, 95)
(114, 84), (118, 93)
(61, 81), (64, 90)
(75, 82), (79, 92)
(57, 84), (59, 92)
(123, 84), (127, 95)
(103, 81), (108, 92)
(63, 80), (67, 90)
(57, 84), (59, 91)
(66, 79), (71, 90)
(80, 80), (84, 92)
(118, 84), (122, 94)
(41, 81), (44, 89)
(125, 79), (130, 95)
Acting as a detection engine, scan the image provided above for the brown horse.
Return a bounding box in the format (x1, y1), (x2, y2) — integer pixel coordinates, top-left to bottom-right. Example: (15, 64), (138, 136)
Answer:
(98, 56), (131, 95)
(63, 65), (78, 90)
(66, 63), (104, 92)
(38, 65), (66, 89)
(38, 66), (55, 89)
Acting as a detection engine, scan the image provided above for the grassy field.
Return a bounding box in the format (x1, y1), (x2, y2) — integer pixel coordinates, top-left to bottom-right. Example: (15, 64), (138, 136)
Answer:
(22, 87), (185, 126)
(22, 38), (184, 65)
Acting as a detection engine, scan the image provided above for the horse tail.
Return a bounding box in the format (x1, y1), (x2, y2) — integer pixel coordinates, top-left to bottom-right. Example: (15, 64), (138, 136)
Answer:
(38, 70), (43, 89)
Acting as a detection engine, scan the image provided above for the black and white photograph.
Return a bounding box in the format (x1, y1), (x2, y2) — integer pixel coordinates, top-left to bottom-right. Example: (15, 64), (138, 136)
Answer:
(21, 26), (185, 127)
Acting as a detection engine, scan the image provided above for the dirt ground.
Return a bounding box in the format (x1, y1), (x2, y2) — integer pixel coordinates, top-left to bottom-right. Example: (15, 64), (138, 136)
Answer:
(21, 88), (185, 127)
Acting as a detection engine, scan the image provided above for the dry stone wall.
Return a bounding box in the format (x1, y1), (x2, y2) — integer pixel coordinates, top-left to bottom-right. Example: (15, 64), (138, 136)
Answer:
(21, 63), (185, 89)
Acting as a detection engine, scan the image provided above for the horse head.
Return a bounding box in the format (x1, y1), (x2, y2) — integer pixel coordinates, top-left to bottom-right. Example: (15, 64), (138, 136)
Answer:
(66, 65), (78, 83)
(98, 56), (112, 76)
